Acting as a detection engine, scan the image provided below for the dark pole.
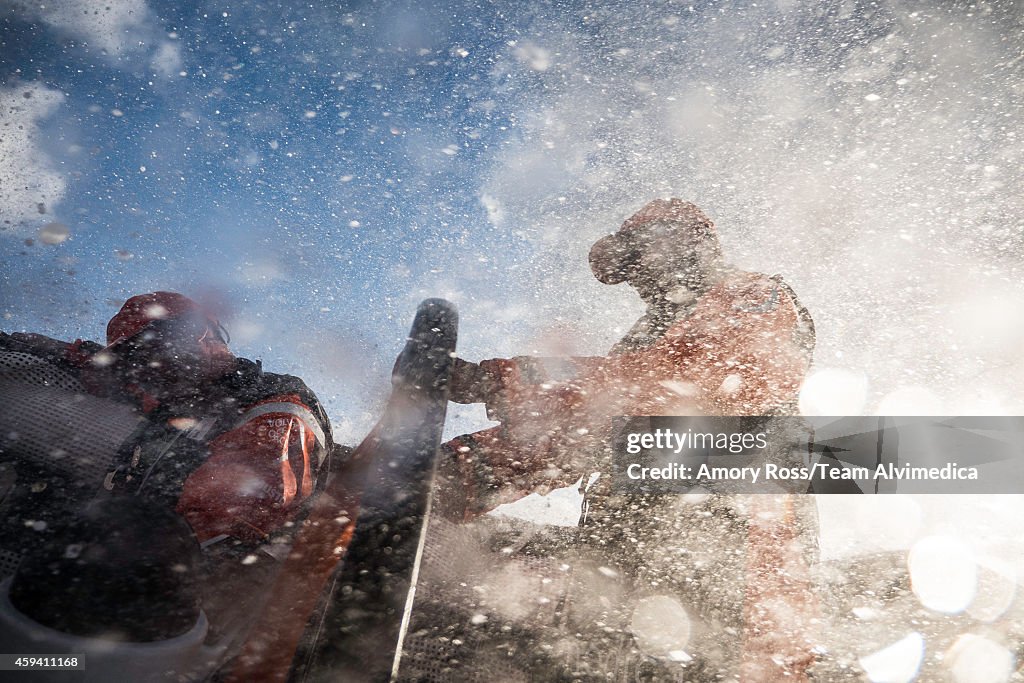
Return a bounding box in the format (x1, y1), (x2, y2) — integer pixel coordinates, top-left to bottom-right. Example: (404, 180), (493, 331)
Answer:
(294, 299), (457, 683)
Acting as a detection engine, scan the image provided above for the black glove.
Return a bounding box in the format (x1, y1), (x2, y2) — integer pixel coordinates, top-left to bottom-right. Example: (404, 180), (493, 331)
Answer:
(448, 356), (491, 404)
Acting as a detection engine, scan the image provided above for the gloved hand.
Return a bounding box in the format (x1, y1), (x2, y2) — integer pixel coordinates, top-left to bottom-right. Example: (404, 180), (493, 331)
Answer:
(448, 356), (492, 404)
(448, 356), (554, 433)
(448, 356), (531, 420)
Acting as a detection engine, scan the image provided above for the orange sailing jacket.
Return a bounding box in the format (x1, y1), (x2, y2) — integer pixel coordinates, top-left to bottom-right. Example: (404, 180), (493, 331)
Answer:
(442, 268), (814, 515)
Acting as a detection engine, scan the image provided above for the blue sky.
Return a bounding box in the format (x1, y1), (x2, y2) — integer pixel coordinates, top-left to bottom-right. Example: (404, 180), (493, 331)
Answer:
(3, 0), (1024, 442)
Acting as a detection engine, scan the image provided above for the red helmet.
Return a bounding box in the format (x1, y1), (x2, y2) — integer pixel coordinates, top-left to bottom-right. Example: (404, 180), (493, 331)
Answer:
(589, 199), (721, 285)
(106, 292), (220, 346)
(105, 292), (234, 391)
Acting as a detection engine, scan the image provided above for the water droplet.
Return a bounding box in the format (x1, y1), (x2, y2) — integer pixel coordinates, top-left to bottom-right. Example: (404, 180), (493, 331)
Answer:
(38, 222), (70, 245)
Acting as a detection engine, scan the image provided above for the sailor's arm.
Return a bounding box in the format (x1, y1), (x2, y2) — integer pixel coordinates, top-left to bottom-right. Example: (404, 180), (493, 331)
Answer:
(176, 394), (328, 543)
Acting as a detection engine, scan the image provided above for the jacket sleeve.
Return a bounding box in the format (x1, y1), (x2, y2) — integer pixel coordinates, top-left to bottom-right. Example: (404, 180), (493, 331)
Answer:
(175, 394), (327, 543)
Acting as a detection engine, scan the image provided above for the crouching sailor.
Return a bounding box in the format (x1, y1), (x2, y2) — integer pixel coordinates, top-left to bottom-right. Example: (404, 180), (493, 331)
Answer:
(0, 292), (333, 681)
